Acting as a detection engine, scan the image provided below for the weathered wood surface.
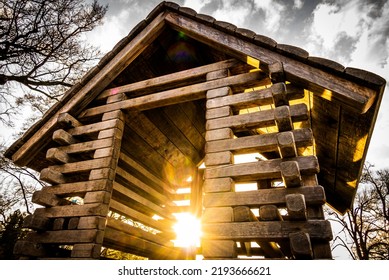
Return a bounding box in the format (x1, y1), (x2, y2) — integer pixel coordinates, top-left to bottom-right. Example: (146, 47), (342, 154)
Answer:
(202, 240), (237, 258)
(203, 220), (333, 241)
(204, 155), (319, 181)
(286, 194), (307, 220)
(109, 199), (173, 234)
(57, 113), (83, 128)
(205, 84), (303, 110)
(280, 161), (302, 187)
(203, 177), (235, 193)
(277, 131), (298, 158)
(206, 103), (308, 131)
(103, 227), (183, 259)
(113, 181), (175, 220)
(98, 59), (239, 99)
(34, 203), (109, 218)
(80, 72), (264, 118)
(289, 232), (313, 259)
(25, 229), (104, 244)
(42, 179), (112, 196)
(165, 11), (376, 113)
(205, 128), (312, 154)
(203, 186), (325, 207)
(106, 217), (173, 247)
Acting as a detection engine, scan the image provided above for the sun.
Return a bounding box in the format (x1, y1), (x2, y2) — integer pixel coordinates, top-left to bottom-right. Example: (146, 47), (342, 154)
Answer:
(172, 213), (202, 248)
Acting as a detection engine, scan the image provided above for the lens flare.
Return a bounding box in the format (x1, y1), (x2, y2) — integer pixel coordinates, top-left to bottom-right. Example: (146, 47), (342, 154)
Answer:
(173, 213), (202, 248)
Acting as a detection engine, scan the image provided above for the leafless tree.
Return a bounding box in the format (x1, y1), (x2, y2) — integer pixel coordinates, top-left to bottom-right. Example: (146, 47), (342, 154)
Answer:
(0, 0), (107, 125)
(328, 163), (389, 259)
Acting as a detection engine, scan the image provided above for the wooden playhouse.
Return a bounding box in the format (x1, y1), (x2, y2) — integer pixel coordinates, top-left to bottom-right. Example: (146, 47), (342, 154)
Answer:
(5, 2), (386, 259)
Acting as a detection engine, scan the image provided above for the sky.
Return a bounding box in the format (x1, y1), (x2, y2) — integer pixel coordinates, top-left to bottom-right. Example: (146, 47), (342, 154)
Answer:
(87, 0), (389, 170)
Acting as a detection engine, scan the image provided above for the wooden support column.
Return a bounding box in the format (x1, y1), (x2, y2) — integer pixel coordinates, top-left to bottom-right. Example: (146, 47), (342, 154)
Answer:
(202, 69), (237, 259)
(71, 95), (125, 259)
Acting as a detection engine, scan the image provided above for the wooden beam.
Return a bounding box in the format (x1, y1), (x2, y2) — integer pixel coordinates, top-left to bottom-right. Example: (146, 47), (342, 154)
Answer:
(203, 220), (333, 241)
(206, 103), (308, 131)
(165, 11), (376, 113)
(205, 83), (303, 110)
(98, 59), (239, 99)
(26, 229), (104, 244)
(205, 128), (312, 154)
(80, 72), (263, 118)
(204, 155), (319, 181)
(203, 186), (325, 207)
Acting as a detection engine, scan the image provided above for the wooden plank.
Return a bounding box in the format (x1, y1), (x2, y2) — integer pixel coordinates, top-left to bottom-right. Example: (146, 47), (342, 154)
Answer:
(80, 72), (263, 118)
(205, 128), (233, 142)
(52, 129), (77, 145)
(57, 113), (82, 128)
(165, 12), (376, 113)
(34, 203), (109, 218)
(103, 227), (181, 260)
(144, 108), (202, 164)
(205, 151), (233, 166)
(98, 59), (239, 99)
(106, 217), (173, 247)
(280, 161), (302, 187)
(12, 12), (167, 167)
(202, 207), (234, 223)
(125, 111), (195, 172)
(277, 131), (298, 158)
(206, 106), (232, 120)
(26, 229), (104, 244)
(204, 155), (319, 181)
(272, 82), (288, 107)
(289, 232), (313, 259)
(109, 199), (173, 234)
(275, 106), (293, 132)
(205, 128), (312, 154)
(119, 152), (175, 195)
(203, 177), (235, 193)
(202, 240), (237, 258)
(40, 168), (66, 185)
(56, 139), (113, 155)
(115, 167), (170, 206)
(23, 214), (50, 231)
(67, 119), (121, 136)
(269, 62), (285, 84)
(202, 220), (333, 241)
(206, 103), (308, 131)
(42, 180), (112, 196)
(259, 205), (283, 221)
(205, 84), (303, 110)
(32, 190), (66, 207)
(113, 181), (175, 220)
(203, 186), (325, 207)
(286, 194), (307, 220)
(163, 104), (205, 153)
(48, 157), (113, 174)
(46, 148), (70, 164)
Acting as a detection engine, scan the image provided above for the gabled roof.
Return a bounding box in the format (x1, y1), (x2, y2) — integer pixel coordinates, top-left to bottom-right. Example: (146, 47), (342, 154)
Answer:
(5, 1), (386, 213)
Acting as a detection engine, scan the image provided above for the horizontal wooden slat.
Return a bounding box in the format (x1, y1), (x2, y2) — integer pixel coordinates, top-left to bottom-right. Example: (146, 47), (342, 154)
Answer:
(203, 220), (333, 241)
(67, 119), (121, 136)
(204, 155), (319, 181)
(34, 203), (109, 218)
(206, 84), (304, 110)
(98, 59), (239, 99)
(56, 138), (113, 154)
(80, 72), (264, 118)
(49, 157), (113, 174)
(42, 180), (111, 196)
(103, 227), (183, 259)
(205, 128), (312, 154)
(203, 186), (325, 207)
(106, 217), (173, 247)
(26, 229), (103, 244)
(109, 199), (173, 234)
(206, 103), (308, 131)
(119, 152), (175, 194)
(113, 181), (175, 220)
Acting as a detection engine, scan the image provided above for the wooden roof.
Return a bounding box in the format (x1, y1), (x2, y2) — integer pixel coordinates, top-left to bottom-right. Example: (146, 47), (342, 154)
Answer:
(5, 1), (386, 213)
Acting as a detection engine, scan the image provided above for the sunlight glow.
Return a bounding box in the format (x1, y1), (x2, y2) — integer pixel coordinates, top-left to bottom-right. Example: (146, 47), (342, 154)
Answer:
(173, 213), (202, 248)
